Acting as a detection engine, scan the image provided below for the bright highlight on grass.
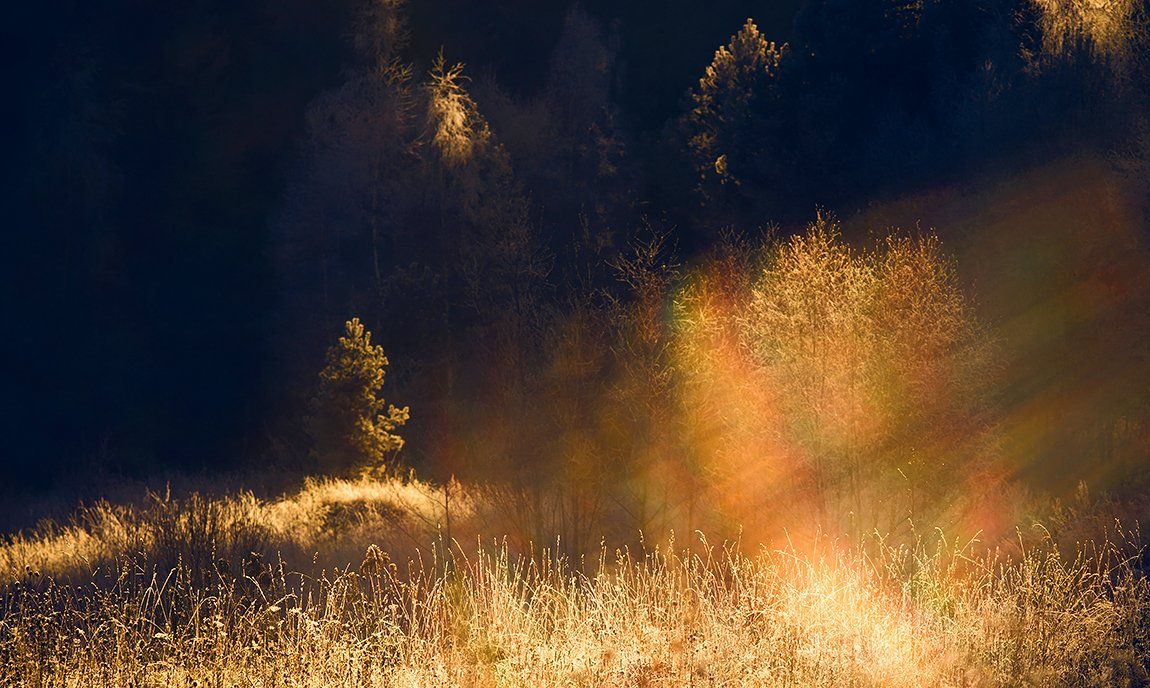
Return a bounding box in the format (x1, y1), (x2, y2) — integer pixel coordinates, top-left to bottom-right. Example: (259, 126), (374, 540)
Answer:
(5, 180), (1150, 684)
(1, 479), (1148, 686)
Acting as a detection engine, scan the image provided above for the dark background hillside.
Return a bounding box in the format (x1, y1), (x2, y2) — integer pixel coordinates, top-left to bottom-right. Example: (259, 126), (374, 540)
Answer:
(3, 0), (1147, 524)
(2, 0), (798, 483)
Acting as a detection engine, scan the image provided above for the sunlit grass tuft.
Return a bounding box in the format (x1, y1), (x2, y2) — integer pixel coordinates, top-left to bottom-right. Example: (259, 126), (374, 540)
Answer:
(0, 474), (452, 586)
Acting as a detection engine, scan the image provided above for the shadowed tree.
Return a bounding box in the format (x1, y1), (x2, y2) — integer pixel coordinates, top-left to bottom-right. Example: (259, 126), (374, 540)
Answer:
(381, 53), (553, 487)
(272, 0), (417, 434)
(476, 6), (633, 292)
(544, 6), (632, 238)
(683, 19), (789, 224)
(417, 52), (547, 325)
(354, 0), (409, 66)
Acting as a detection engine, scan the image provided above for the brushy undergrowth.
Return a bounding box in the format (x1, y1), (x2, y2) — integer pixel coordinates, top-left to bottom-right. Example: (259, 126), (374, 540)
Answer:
(0, 481), (1148, 687)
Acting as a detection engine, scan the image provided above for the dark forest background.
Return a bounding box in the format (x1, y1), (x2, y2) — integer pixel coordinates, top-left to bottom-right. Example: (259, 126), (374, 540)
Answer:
(4, 0), (1149, 526)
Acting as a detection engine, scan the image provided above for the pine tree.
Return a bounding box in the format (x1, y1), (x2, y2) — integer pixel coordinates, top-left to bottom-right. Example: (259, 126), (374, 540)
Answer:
(308, 317), (409, 476)
(272, 0), (416, 400)
(684, 19), (787, 216)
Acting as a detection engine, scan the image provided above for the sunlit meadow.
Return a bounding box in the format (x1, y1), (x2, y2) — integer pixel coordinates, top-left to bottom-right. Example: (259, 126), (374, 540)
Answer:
(6, 0), (1150, 685)
(6, 168), (1150, 684)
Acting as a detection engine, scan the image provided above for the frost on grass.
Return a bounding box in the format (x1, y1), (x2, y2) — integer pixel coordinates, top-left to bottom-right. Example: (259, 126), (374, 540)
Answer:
(1, 504), (1147, 687)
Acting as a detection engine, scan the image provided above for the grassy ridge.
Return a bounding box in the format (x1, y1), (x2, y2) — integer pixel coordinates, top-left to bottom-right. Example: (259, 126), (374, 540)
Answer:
(0, 477), (450, 587)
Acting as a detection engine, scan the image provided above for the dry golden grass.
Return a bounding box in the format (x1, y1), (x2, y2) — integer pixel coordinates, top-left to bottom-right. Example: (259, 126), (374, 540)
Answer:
(0, 479), (1148, 687)
(0, 475), (453, 586)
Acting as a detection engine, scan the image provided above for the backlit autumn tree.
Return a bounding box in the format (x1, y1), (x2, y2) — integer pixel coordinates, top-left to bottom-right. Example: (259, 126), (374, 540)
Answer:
(742, 214), (992, 528)
(1032, 0), (1144, 64)
(745, 215), (875, 502)
(308, 318), (409, 476)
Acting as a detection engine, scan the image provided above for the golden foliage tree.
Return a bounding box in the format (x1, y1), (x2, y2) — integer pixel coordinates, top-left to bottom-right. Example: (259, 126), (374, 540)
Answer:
(746, 215), (874, 481)
(309, 318), (409, 476)
(425, 52), (491, 168)
(742, 214), (990, 524)
(1031, 0), (1143, 64)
